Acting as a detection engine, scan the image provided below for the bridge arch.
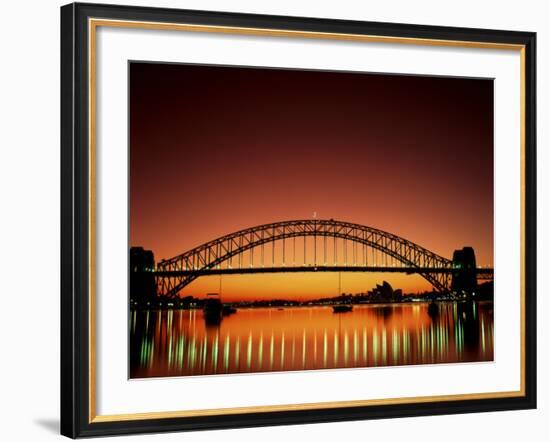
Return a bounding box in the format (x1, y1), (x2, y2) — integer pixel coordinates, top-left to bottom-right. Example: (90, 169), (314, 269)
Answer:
(156, 219), (452, 297)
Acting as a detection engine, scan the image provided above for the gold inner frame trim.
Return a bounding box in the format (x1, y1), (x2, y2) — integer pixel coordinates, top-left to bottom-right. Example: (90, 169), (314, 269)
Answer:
(88, 17), (527, 423)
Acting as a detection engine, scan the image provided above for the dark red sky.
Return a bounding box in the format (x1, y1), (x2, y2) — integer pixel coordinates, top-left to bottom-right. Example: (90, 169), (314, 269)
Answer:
(129, 62), (493, 299)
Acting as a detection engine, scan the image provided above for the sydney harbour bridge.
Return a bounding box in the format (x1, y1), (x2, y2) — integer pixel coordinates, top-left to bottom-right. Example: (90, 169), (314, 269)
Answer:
(131, 219), (494, 299)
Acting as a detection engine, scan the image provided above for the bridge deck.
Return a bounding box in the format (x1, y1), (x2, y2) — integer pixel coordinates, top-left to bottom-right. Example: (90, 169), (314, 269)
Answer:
(154, 266), (494, 278)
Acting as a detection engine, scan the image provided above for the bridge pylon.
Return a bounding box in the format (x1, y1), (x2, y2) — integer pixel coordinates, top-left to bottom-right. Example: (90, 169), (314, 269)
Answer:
(451, 246), (478, 297)
(129, 247), (157, 305)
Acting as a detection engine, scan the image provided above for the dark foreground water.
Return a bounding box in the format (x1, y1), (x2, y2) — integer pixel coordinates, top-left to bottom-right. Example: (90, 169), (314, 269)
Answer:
(130, 301), (493, 378)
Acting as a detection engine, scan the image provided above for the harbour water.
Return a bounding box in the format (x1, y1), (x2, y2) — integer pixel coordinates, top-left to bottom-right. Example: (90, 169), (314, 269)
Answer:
(129, 301), (493, 378)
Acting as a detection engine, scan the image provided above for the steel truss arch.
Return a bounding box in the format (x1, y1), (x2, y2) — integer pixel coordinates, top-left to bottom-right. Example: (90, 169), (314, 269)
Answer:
(156, 219), (453, 297)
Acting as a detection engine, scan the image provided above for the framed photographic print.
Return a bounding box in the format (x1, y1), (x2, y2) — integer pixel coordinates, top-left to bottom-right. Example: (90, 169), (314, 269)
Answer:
(60, 2), (537, 438)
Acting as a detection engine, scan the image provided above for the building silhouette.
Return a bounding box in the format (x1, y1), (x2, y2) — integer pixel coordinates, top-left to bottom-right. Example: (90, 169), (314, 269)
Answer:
(367, 281), (403, 302)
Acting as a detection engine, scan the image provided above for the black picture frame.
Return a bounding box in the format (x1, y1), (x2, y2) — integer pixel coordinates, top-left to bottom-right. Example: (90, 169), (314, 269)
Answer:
(61, 2), (537, 438)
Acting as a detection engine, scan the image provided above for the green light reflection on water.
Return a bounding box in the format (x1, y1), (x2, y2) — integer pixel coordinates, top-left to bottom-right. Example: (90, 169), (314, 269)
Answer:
(291, 333), (296, 368)
(323, 329), (328, 368)
(353, 329), (358, 364)
(392, 329), (399, 363)
(223, 334), (230, 373)
(333, 330), (339, 365)
(280, 332), (285, 368)
(481, 319), (486, 353)
(362, 328), (367, 363)
(235, 337), (240, 370)
(168, 334), (172, 368)
(372, 328), (379, 366)
(302, 329), (306, 368)
(246, 331), (252, 371)
(201, 335), (207, 372)
(258, 331), (264, 370)
(212, 332), (219, 374)
(344, 330), (349, 365)
(132, 302), (494, 377)
(381, 328), (387, 365)
(269, 332), (274, 370)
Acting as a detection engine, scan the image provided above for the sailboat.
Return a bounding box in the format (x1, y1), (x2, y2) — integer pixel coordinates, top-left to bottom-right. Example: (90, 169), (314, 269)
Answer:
(332, 271), (353, 313)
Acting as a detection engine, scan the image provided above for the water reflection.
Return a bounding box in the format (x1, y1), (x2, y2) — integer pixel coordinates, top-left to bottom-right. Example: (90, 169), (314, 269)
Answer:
(130, 302), (493, 378)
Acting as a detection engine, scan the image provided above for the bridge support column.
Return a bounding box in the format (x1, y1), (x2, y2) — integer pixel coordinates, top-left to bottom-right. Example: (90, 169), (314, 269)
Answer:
(451, 247), (477, 298)
(130, 247), (157, 306)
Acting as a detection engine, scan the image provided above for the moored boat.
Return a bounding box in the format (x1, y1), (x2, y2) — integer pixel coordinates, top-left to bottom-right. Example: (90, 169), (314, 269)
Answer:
(222, 305), (237, 315)
(333, 304), (353, 313)
(204, 293), (223, 324)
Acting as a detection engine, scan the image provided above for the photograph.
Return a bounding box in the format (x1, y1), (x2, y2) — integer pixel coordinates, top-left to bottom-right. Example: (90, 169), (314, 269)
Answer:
(129, 62), (495, 379)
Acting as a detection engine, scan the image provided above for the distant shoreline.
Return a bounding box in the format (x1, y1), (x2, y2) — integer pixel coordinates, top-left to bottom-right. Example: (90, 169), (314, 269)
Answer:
(130, 298), (494, 311)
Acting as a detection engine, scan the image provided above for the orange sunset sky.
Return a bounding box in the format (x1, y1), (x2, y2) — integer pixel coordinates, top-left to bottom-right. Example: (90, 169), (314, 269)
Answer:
(129, 62), (494, 301)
